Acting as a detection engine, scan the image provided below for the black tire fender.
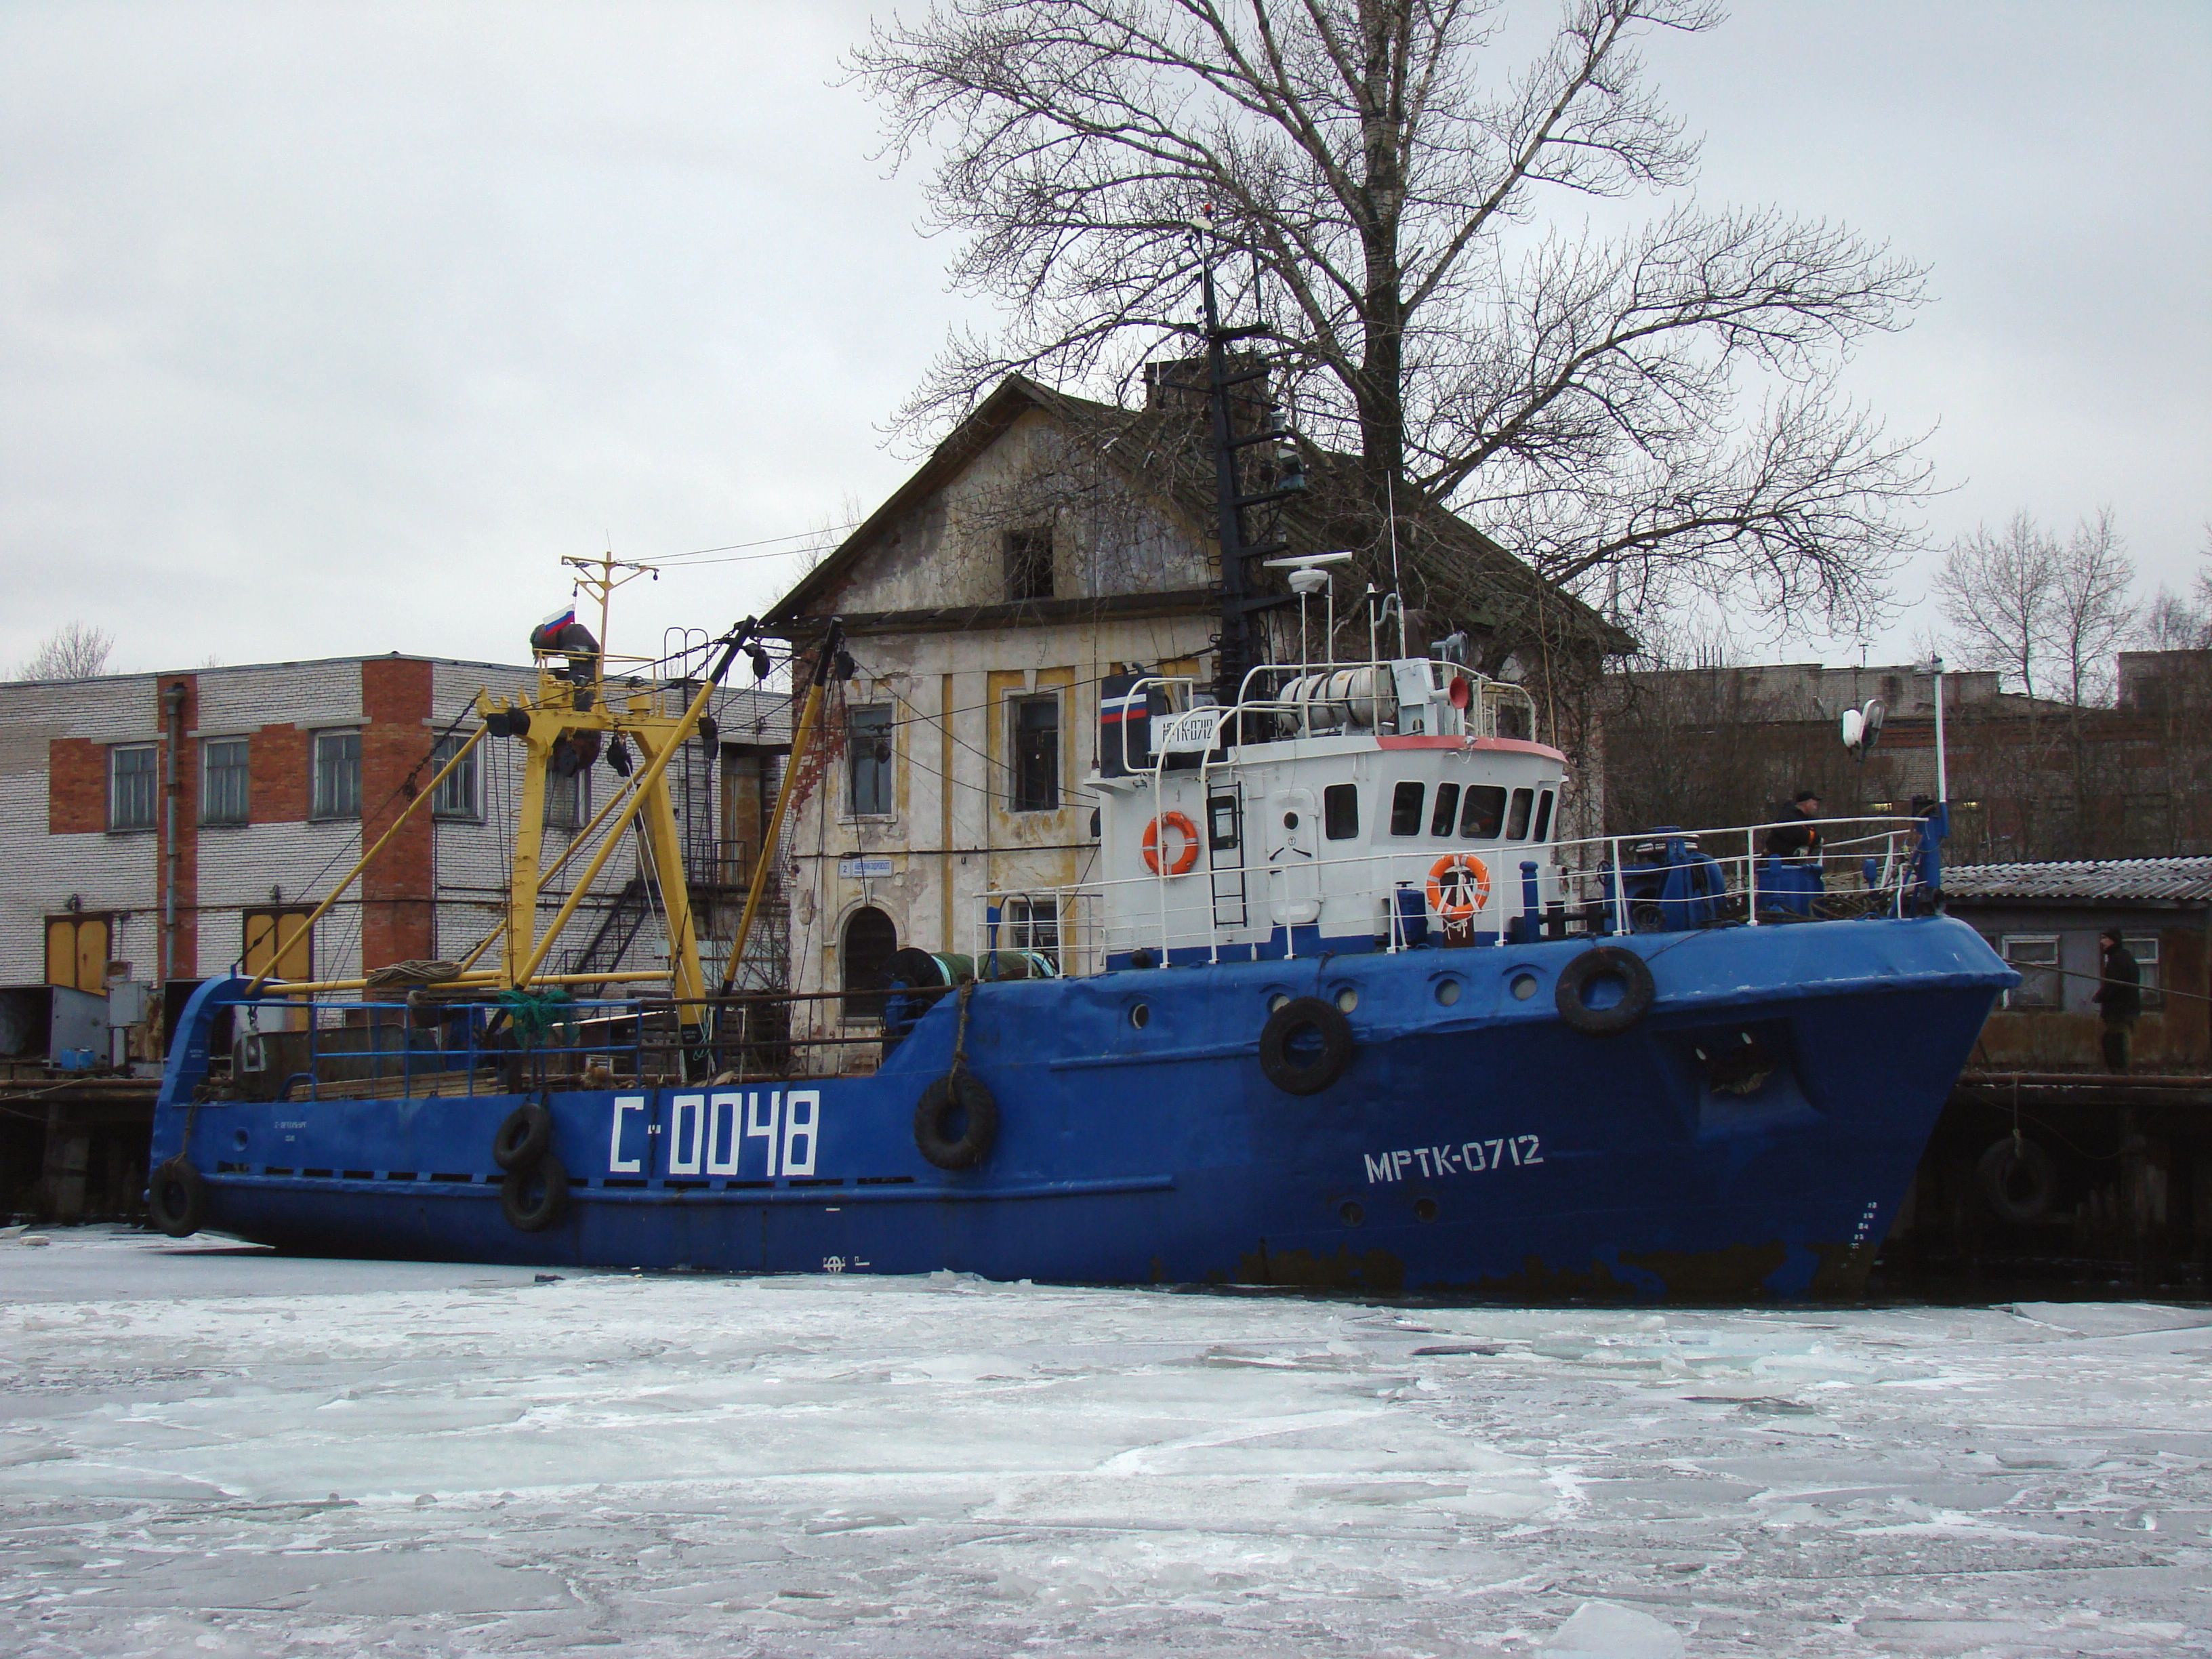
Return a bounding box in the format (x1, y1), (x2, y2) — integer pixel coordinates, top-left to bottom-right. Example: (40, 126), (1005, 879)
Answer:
(1258, 996), (1355, 1095)
(1977, 1136), (2055, 1225)
(148, 1156), (207, 1238)
(914, 1068), (1000, 1170)
(1554, 945), (1656, 1036)
(500, 1151), (570, 1232)
(493, 1102), (552, 1172)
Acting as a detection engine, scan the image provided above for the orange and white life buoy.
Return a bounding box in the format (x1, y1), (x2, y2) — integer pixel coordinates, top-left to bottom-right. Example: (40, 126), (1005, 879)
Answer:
(1142, 811), (1202, 876)
(1426, 853), (1491, 923)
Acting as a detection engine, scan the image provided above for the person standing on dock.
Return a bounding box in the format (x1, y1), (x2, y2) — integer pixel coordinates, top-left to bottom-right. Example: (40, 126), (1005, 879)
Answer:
(2093, 928), (2141, 1073)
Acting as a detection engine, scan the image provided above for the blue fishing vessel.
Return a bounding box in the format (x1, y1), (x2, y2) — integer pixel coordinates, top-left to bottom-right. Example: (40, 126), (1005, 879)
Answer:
(142, 262), (2013, 1300)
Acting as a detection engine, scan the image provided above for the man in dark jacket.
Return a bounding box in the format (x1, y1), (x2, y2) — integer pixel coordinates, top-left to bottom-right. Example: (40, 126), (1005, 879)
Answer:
(2093, 929), (2142, 1073)
(1763, 790), (1824, 860)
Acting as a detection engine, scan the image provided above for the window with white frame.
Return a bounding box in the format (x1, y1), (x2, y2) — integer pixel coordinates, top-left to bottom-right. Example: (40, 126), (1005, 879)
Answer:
(848, 704), (893, 817)
(430, 733), (478, 821)
(311, 730), (361, 820)
(2121, 933), (2163, 1010)
(201, 737), (249, 825)
(108, 744), (158, 832)
(2000, 935), (2061, 1009)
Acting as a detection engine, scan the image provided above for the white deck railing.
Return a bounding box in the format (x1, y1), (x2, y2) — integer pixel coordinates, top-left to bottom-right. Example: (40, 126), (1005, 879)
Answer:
(975, 816), (1934, 977)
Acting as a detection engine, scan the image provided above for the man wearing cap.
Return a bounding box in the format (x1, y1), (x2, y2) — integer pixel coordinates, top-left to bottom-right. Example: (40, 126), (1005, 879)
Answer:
(2093, 928), (2142, 1073)
(1763, 790), (1824, 861)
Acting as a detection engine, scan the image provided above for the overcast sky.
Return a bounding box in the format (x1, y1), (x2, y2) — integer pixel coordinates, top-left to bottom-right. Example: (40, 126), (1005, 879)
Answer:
(3, 1), (2206, 678)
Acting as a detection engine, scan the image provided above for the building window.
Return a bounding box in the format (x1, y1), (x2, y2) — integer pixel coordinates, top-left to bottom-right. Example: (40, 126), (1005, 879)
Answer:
(544, 766), (588, 832)
(201, 738), (250, 826)
(109, 744), (157, 832)
(2122, 933), (2163, 1011)
(840, 905), (897, 1025)
(1389, 781), (1425, 836)
(848, 704), (893, 817)
(1324, 782), (1359, 840)
(2000, 935), (2061, 1010)
(1001, 895), (1061, 968)
(431, 733), (478, 821)
(312, 730), (361, 820)
(1010, 695), (1060, 812)
(1005, 527), (1053, 601)
(1459, 784), (1507, 839)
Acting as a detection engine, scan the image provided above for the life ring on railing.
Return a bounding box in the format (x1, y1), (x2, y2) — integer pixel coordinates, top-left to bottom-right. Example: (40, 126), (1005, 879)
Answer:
(1425, 853), (1491, 923)
(1143, 811), (1202, 877)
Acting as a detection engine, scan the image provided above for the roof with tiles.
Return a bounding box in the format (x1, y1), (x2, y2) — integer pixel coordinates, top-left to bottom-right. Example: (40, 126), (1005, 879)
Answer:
(1943, 857), (2212, 905)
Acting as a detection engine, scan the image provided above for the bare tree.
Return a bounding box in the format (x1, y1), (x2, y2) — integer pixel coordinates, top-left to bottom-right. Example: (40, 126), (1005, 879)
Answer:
(1933, 514), (2060, 701)
(853, 0), (1931, 639)
(16, 621), (115, 681)
(2048, 508), (2135, 708)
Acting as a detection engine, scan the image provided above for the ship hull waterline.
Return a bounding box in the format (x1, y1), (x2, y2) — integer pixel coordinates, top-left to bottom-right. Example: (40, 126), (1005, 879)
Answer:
(149, 916), (2013, 1302)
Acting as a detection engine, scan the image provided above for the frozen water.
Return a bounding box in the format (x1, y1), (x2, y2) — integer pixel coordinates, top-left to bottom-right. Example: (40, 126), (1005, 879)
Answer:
(1540, 1599), (1686, 1658)
(2, 1228), (2209, 1656)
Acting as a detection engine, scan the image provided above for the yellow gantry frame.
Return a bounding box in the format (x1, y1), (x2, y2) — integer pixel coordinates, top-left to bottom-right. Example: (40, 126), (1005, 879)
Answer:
(486, 658), (712, 1006)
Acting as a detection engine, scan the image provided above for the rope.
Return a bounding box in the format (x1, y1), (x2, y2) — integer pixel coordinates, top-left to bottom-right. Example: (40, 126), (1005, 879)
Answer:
(952, 979), (977, 1073)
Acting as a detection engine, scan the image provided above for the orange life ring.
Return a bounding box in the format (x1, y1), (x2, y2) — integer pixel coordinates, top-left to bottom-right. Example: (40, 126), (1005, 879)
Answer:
(1426, 853), (1491, 922)
(1143, 811), (1202, 876)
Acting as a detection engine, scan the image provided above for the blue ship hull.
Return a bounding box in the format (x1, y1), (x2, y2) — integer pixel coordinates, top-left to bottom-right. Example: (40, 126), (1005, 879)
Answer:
(148, 917), (2011, 1300)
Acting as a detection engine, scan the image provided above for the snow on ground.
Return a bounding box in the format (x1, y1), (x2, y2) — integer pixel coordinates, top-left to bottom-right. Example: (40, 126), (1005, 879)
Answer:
(1, 1228), (2207, 1658)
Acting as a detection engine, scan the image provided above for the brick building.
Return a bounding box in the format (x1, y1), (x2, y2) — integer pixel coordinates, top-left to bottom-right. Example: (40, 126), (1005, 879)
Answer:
(0, 653), (787, 1065)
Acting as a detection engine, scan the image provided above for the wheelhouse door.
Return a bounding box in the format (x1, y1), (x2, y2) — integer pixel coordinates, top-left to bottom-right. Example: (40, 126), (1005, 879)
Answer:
(1265, 787), (1320, 929)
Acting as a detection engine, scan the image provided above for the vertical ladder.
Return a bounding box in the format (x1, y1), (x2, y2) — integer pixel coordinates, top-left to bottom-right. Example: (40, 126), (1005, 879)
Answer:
(1208, 786), (1248, 930)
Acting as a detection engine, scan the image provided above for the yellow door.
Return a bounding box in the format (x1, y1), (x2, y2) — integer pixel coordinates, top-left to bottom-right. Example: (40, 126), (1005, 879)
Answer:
(45, 916), (108, 994)
(242, 909), (314, 983)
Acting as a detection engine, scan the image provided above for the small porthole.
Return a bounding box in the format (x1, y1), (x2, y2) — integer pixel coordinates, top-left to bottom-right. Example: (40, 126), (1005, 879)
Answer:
(1130, 1003), (1150, 1029)
(232, 1128), (250, 1151)
(1282, 811), (1299, 830)
(1434, 978), (1462, 1006)
(1334, 987), (1358, 1013)
(1268, 992), (1290, 1013)
(1509, 972), (1538, 1002)
(1339, 1201), (1364, 1227)
(1414, 1197), (1439, 1223)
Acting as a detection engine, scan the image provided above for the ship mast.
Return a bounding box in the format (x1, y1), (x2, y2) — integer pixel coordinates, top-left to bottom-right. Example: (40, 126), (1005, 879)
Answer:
(1192, 227), (1303, 708)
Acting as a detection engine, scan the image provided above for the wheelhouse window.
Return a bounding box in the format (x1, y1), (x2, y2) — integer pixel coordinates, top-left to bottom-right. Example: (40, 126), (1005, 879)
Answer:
(311, 730), (361, 820)
(201, 737), (249, 826)
(1004, 527), (1054, 601)
(430, 733), (479, 821)
(2122, 933), (2163, 1011)
(1504, 787), (1534, 840)
(1389, 781), (1425, 836)
(1459, 785), (1507, 839)
(2000, 935), (2061, 1009)
(848, 705), (893, 817)
(1429, 782), (1460, 837)
(1010, 695), (1060, 812)
(108, 744), (157, 832)
(1323, 783), (1359, 840)
(1531, 788), (1556, 843)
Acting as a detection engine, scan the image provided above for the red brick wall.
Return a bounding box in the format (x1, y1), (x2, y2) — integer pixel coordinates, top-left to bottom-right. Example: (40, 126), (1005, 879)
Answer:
(47, 738), (104, 834)
(159, 676), (198, 979)
(249, 725), (310, 823)
(360, 657), (435, 969)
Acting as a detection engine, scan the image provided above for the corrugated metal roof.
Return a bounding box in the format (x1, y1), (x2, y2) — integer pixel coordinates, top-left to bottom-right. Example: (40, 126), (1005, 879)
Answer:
(1943, 857), (2212, 904)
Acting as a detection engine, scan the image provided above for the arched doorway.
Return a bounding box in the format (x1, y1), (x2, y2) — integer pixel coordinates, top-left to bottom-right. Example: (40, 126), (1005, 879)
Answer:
(840, 906), (898, 1025)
